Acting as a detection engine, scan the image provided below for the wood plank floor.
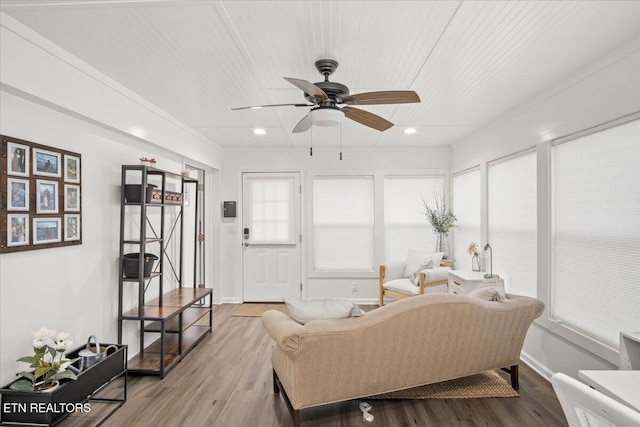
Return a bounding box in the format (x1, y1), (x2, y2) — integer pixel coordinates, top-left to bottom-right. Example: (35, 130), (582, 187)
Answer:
(63, 304), (568, 427)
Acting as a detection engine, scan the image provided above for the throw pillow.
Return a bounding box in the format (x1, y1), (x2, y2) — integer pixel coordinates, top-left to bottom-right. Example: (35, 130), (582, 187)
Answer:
(403, 249), (444, 278)
(283, 298), (359, 324)
(409, 259), (434, 285)
(467, 278), (508, 302)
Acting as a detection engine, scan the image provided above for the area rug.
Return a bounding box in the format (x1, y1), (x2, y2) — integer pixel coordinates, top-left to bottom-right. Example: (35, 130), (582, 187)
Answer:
(231, 303), (289, 317)
(367, 371), (519, 399)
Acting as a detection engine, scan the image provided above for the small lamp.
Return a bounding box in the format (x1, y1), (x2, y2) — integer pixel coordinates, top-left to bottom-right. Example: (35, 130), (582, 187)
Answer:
(483, 243), (498, 279)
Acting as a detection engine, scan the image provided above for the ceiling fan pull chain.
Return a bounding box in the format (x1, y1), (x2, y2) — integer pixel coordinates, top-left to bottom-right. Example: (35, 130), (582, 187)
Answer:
(339, 122), (343, 160)
(310, 126), (313, 156)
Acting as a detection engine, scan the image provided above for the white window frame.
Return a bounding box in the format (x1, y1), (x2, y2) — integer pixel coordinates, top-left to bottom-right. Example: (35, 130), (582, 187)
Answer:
(451, 166), (481, 270)
(534, 113), (640, 365)
(306, 169), (449, 279)
(487, 148), (537, 298)
(383, 174), (447, 262)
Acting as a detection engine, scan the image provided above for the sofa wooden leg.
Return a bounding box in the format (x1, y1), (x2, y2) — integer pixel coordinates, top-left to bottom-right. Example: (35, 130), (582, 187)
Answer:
(273, 368), (302, 425)
(273, 369), (280, 395)
(510, 364), (519, 391)
(501, 365), (519, 391)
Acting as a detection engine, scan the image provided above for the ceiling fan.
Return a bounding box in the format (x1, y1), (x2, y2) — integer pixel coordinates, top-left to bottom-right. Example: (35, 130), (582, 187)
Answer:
(232, 59), (420, 133)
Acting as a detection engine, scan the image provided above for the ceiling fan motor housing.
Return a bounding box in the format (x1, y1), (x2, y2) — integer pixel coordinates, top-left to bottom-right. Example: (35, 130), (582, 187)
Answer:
(304, 81), (350, 103)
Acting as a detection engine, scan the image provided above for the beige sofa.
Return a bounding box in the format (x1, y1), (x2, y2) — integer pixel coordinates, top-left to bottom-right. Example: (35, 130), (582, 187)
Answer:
(262, 293), (544, 426)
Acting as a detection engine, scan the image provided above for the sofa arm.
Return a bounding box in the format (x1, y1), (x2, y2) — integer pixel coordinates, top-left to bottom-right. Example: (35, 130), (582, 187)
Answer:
(262, 310), (306, 352)
(380, 260), (406, 283)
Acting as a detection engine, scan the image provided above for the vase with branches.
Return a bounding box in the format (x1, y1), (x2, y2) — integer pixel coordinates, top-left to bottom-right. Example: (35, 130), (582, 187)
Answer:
(422, 190), (457, 257)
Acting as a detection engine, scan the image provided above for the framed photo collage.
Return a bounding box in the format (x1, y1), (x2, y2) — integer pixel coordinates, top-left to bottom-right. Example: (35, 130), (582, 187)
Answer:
(1, 135), (82, 253)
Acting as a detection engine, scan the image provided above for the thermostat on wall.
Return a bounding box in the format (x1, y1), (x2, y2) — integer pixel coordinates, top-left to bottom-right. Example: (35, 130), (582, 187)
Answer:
(223, 201), (236, 218)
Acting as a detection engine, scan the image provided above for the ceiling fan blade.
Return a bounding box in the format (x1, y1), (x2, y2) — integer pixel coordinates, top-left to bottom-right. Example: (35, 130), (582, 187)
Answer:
(342, 90), (420, 105)
(231, 103), (313, 111)
(342, 107), (393, 131)
(292, 114), (312, 133)
(284, 77), (329, 101)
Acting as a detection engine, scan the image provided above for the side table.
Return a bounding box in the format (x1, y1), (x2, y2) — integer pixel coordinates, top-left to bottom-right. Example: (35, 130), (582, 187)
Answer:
(447, 270), (486, 295)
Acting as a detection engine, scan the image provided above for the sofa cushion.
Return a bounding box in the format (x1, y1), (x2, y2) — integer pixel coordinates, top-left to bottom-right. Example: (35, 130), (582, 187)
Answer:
(467, 278), (508, 302)
(409, 259), (433, 285)
(403, 249), (444, 277)
(283, 298), (363, 324)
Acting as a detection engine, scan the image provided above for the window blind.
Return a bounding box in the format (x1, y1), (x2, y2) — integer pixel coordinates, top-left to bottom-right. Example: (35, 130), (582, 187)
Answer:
(246, 176), (296, 244)
(313, 176), (374, 271)
(384, 175), (446, 261)
(488, 150), (537, 297)
(551, 118), (640, 348)
(452, 168), (481, 269)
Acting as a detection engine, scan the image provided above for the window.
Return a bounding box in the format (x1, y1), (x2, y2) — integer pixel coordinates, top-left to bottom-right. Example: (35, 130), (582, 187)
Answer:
(551, 118), (640, 348)
(246, 175), (296, 244)
(313, 176), (374, 271)
(487, 150), (537, 297)
(452, 168), (481, 268)
(384, 175), (445, 261)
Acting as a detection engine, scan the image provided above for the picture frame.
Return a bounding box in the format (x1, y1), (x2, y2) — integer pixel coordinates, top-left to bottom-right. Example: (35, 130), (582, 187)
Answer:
(64, 154), (80, 183)
(33, 218), (61, 245)
(36, 179), (58, 214)
(64, 214), (80, 242)
(64, 184), (81, 212)
(7, 178), (30, 211)
(7, 214), (29, 247)
(33, 148), (61, 178)
(1, 135), (82, 253)
(7, 142), (29, 177)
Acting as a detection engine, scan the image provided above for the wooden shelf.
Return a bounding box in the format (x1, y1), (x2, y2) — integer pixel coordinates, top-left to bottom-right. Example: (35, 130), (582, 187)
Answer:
(119, 165), (208, 379)
(127, 352), (180, 374)
(145, 287), (212, 307)
(128, 326), (210, 374)
(144, 307), (211, 333)
(121, 304), (182, 320)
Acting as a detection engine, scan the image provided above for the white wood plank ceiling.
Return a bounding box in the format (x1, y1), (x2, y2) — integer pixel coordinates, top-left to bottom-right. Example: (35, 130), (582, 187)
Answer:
(1, 0), (639, 149)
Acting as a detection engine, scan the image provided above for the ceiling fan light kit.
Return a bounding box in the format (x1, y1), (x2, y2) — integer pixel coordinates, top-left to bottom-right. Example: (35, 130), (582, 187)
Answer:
(233, 59), (421, 134)
(309, 108), (343, 127)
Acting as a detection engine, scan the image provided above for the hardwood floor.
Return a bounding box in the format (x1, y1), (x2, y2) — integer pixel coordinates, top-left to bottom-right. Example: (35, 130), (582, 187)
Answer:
(63, 304), (568, 427)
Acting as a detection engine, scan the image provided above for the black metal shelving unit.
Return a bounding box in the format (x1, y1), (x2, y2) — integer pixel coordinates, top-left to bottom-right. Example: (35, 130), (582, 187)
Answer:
(117, 165), (211, 378)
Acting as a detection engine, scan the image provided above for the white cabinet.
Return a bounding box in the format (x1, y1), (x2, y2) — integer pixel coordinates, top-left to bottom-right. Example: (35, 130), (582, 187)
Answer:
(447, 270), (486, 295)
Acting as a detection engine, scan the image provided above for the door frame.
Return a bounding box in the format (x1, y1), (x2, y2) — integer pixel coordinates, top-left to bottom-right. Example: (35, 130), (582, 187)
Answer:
(239, 170), (305, 302)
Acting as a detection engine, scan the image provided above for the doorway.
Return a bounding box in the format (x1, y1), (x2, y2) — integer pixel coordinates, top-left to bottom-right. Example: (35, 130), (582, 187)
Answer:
(242, 172), (302, 302)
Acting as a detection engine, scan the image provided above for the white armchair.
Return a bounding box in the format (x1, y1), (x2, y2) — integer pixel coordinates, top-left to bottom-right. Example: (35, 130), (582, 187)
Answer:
(379, 260), (450, 306)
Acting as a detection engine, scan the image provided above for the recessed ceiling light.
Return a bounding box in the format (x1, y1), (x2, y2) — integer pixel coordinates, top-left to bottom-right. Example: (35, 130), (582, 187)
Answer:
(254, 128), (266, 135)
(130, 127), (146, 138)
(404, 127), (417, 135)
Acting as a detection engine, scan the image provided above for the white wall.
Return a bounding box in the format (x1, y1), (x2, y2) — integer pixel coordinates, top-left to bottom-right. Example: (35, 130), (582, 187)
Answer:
(220, 146), (450, 303)
(450, 42), (640, 377)
(0, 15), (223, 385)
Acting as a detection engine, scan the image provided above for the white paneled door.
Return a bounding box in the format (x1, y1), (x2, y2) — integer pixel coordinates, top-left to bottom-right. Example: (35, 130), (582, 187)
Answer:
(242, 173), (301, 302)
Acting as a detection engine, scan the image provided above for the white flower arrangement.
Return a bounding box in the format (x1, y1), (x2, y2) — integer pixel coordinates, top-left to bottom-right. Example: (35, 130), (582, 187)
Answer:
(10, 327), (78, 391)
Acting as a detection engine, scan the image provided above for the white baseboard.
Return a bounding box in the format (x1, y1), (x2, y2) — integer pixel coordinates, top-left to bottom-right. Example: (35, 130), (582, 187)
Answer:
(521, 350), (554, 382)
(221, 297), (243, 304)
